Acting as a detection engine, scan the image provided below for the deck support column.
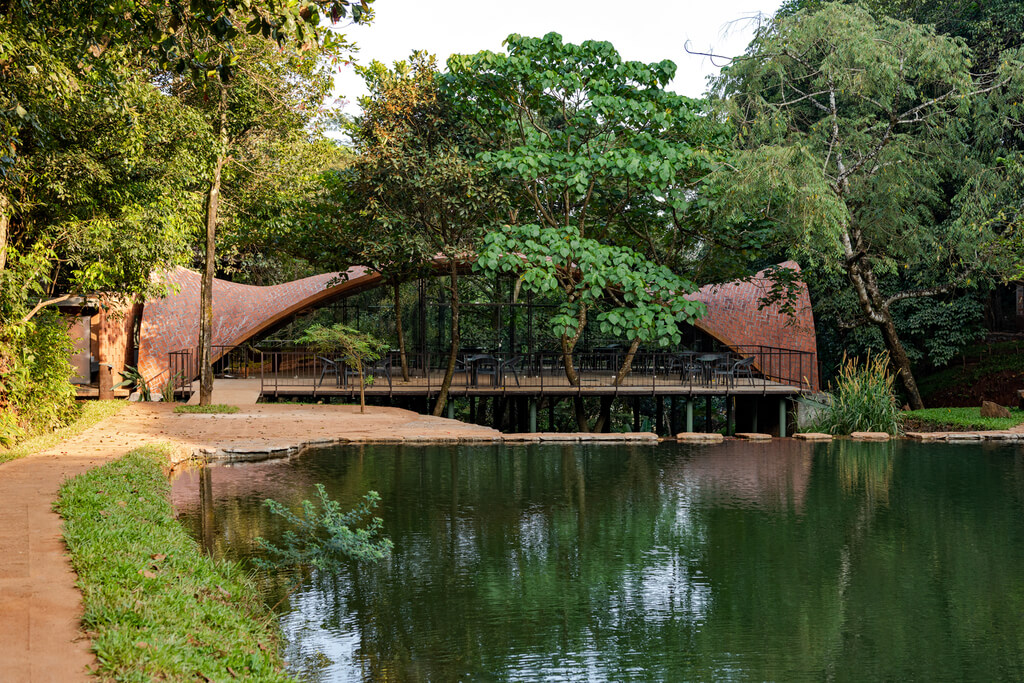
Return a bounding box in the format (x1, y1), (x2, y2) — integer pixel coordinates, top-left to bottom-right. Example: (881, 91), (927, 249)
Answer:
(632, 398), (640, 432)
(685, 399), (693, 433)
(548, 398), (556, 431)
(752, 400), (758, 432)
(670, 397), (679, 435)
(705, 397), (712, 433)
(726, 396), (734, 436)
(779, 398), (787, 438)
(655, 396), (664, 436)
(529, 399), (537, 433)
(447, 399), (455, 420)
(470, 396), (477, 424)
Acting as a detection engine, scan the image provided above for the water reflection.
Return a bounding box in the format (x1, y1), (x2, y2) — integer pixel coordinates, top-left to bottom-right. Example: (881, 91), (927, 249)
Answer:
(172, 440), (1024, 682)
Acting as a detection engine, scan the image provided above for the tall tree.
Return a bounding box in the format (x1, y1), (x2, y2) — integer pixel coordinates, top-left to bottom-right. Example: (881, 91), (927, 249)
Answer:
(444, 33), (726, 425)
(158, 3), (369, 404)
(312, 53), (508, 416)
(714, 3), (1021, 409)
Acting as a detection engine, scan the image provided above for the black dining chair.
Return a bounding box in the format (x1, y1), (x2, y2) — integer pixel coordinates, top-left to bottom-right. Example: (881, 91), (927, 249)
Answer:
(473, 355), (501, 387)
(317, 357), (339, 386)
(499, 356), (522, 387)
(714, 355), (755, 387)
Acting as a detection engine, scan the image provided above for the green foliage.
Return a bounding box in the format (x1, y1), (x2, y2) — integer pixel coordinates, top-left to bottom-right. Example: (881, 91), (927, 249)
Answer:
(174, 404), (240, 414)
(903, 407), (1024, 432)
(475, 223), (706, 346)
(56, 445), (293, 681)
(115, 365), (152, 402)
(256, 485), (392, 570)
(444, 33), (730, 275)
(812, 353), (902, 435)
(297, 323), (387, 374)
(0, 399), (124, 463)
(713, 2), (1024, 406)
(0, 310), (77, 445)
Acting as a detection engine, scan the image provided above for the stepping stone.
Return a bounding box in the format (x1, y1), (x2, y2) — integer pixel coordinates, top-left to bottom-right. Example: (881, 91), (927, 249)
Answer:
(676, 432), (724, 443)
(538, 434), (582, 442)
(851, 432), (890, 441)
(793, 432), (832, 441)
(904, 432), (943, 441)
(735, 432), (772, 441)
(946, 432), (981, 440)
(503, 434), (543, 442)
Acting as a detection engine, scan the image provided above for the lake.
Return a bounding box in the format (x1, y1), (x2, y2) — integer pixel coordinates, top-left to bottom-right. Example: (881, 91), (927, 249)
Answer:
(171, 439), (1024, 682)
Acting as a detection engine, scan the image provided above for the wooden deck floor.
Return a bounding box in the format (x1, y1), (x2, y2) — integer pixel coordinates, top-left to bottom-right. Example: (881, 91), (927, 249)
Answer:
(258, 370), (804, 399)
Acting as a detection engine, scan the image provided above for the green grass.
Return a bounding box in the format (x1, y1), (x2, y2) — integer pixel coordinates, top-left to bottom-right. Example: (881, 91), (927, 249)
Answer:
(173, 404), (240, 414)
(0, 400), (126, 464)
(56, 445), (294, 682)
(902, 407), (1024, 432)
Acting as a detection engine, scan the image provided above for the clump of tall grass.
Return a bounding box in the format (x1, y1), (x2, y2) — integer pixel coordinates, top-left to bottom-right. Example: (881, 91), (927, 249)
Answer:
(811, 352), (901, 435)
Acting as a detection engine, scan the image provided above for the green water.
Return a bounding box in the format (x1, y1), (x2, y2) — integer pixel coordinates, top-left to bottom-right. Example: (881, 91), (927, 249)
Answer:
(172, 440), (1024, 682)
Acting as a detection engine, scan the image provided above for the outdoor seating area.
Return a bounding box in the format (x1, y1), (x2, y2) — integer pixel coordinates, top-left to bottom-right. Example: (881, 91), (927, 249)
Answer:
(310, 348), (761, 391)
(229, 344), (815, 400)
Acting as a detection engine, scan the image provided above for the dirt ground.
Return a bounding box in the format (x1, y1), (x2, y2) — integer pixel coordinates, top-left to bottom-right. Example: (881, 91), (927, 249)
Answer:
(0, 402), (501, 682)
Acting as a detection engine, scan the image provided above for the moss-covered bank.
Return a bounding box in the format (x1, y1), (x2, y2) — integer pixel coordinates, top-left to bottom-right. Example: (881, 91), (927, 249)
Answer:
(56, 445), (294, 682)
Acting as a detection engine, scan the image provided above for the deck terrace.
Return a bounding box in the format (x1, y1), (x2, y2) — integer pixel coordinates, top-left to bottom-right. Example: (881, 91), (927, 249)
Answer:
(178, 348), (817, 401)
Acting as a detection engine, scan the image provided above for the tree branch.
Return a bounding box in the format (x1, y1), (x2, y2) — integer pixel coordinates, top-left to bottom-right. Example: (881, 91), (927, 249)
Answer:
(21, 294), (73, 323)
(885, 284), (955, 306)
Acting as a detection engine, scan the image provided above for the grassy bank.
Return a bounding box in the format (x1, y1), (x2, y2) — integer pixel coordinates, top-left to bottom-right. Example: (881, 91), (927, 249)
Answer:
(0, 400), (125, 464)
(902, 407), (1024, 432)
(173, 404), (240, 414)
(56, 445), (294, 682)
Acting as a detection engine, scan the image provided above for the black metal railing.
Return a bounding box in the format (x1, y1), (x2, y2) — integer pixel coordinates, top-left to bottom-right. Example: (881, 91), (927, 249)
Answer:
(254, 346), (816, 398)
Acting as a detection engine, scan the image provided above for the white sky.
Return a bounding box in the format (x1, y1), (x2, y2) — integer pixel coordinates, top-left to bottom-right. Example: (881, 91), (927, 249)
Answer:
(329, 0), (784, 114)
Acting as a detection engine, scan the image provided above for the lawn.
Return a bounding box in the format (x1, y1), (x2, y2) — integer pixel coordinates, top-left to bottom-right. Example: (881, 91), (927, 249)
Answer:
(56, 445), (293, 682)
(902, 406), (1024, 432)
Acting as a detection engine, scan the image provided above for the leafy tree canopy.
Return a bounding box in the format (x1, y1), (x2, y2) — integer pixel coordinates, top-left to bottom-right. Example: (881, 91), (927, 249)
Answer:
(712, 2), (1024, 407)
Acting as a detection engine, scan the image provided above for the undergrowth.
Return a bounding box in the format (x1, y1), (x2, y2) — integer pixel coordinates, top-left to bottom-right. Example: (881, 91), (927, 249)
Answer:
(56, 445), (293, 682)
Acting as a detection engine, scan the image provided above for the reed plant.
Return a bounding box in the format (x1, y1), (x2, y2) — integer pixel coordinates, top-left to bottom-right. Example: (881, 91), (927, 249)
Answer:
(812, 352), (902, 435)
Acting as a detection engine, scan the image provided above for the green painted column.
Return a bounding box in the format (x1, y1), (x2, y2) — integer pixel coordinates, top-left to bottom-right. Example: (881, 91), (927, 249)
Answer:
(529, 399), (537, 433)
(685, 399), (693, 432)
(447, 399), (455, 420)
(779, 398), (787, 438)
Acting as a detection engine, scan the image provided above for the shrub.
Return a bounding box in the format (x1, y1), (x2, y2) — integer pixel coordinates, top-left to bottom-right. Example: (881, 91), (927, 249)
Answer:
(0, 310), (77, 445)
(812, 352), (901, 435)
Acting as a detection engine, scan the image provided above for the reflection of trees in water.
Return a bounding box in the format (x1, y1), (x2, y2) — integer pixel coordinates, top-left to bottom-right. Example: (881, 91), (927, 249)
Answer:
(172, 442), (1024, 682)
(831, 439), (895, 505)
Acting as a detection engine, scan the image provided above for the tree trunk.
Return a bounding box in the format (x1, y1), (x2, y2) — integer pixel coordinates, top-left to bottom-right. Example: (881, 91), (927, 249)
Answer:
(0, 191), (9, 274)
(845, 249), (925, 410)
(612, 339), (641, 386)
(357, 359), (366, 413)
(393, 280), (410, 381)
(198, 84), (228, 406)
(558, 303), (589, 430)
(592, 396), (613, 433)
(572, 396), (589, 432)
(876, 308), (923, 409)
(432, 262), (460, 416)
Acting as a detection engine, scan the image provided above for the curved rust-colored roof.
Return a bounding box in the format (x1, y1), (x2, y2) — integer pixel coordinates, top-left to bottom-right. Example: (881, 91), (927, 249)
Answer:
(137, 262), (817, 390)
